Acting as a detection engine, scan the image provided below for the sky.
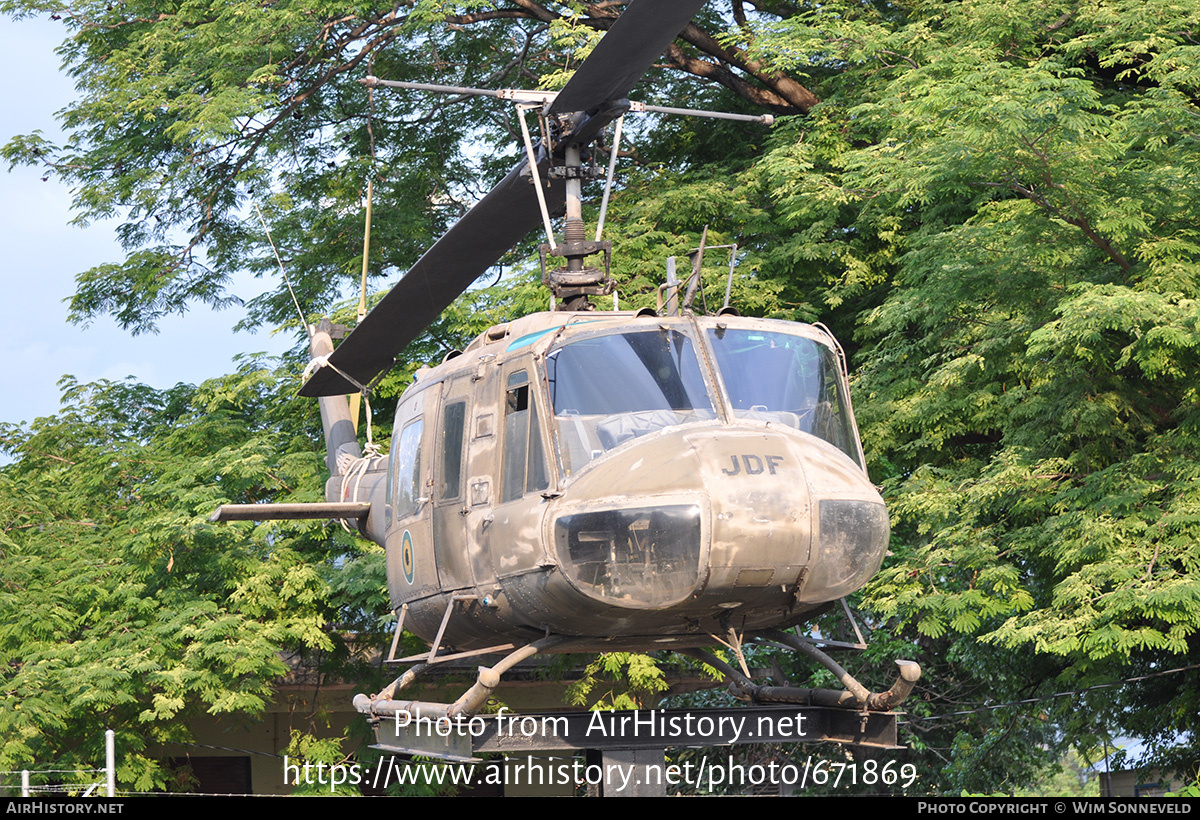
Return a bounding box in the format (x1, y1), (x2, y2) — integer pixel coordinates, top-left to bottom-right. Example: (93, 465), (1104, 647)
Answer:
(0, 16), (293, 431)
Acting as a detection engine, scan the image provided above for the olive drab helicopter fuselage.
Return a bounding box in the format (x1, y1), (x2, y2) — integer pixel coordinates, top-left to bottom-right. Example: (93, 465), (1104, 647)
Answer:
(212, 0), (919, 726)
(348, 310), (887, 652)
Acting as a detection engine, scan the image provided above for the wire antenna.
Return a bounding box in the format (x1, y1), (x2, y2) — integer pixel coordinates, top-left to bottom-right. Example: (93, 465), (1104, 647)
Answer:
(254, 201), (311, 340)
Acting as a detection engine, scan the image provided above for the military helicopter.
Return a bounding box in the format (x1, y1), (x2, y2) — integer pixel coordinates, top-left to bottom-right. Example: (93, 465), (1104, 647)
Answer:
(213, 0), (919, 723)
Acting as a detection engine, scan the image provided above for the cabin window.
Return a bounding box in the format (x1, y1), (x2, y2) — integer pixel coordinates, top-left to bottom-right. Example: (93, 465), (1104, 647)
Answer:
(439, 400), (466, 501)
(393, 418), (424, 519)
(706, 328), (861, 466)
(501, 370), (549, 502)
(544, 330), (715, 475)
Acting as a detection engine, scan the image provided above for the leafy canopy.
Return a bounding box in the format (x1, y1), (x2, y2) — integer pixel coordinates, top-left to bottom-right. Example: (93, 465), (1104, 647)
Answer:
(734, 0), (1200, 779)
(4, 0), (1200, 793)
(0, 368), (388, 791)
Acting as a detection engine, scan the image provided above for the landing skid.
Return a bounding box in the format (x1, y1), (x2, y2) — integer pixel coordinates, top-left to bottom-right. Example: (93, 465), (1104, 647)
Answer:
(353, 630), (921, 765)
(684, 629), (922, 712)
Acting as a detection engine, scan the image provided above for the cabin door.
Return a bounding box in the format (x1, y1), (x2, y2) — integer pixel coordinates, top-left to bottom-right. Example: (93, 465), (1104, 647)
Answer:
(385, 385), (438, 605)
(432, 376), (475, 590)
(486, 364), (553, 580)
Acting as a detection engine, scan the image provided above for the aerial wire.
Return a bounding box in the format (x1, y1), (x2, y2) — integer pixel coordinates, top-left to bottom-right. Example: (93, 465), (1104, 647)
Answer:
(253, 200), (310, 341)
(911, 662), (1200, 722)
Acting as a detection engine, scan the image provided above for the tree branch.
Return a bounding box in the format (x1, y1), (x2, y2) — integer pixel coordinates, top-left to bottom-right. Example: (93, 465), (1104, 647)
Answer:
(674, 21), (819, 113)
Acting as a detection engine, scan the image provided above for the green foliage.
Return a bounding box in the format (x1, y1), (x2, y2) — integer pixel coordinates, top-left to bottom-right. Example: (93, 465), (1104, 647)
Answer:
(728, 0), (1200, 779)
(282, 730), (360, 797)
(5, 0), (1200, 797)
(598, 0), (1199, 789)
(1166, 772), (1200, 798)
(566, 653), (670, 711)
(0, 368), (389, 792)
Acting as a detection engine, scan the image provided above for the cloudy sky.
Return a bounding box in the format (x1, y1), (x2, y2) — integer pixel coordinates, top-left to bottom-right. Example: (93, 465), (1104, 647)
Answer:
(0, 16), (292, 430)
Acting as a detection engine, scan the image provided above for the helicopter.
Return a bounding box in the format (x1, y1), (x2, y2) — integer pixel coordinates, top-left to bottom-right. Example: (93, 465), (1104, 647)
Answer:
(212, 0), (920, 724)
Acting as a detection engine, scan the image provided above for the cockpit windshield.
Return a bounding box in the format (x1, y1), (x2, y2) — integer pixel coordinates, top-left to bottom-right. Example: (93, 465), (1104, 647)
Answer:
(707, 327), (861, 466)
(545, 329), (715, 475)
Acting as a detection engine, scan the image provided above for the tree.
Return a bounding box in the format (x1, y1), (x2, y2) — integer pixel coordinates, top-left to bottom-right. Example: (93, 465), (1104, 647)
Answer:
(0, 0), (817, 340)
(730, 0), (1200, 779)
(0, 368), (389, 791)
(5, 0), (1200, 795)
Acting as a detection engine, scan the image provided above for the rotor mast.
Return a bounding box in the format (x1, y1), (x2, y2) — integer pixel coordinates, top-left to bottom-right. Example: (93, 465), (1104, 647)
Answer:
(541, 131), (615, 311)
(564, 144), (584, 255)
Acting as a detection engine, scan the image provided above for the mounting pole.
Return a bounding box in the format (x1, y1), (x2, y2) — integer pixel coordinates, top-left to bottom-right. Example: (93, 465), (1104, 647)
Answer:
(665, 257), (680, 316)
(564, 143), (585, 271)
(349, 177), (374, 433)
(105, 729), (115, 797)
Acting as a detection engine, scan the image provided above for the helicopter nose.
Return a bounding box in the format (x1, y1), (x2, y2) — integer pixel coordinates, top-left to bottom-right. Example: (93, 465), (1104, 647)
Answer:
(688, 428), (887, 603)
(545, 425), (886, 616)
(689, 429), (812, 590)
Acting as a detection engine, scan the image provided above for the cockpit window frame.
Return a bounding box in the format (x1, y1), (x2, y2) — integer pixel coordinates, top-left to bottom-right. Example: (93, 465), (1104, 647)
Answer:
(538, 322), (723, 481)
(499, 364), (553, 504)
(699, 318), (868, 470)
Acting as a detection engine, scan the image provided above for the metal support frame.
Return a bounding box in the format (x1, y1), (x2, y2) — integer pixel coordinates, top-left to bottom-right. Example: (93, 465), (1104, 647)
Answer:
(386, 603), (408, 662)
(358, 631), (918, 769)
(357, 635), (571, 724)
(390, 642), (520, 665)
(428, 592), (478, 662)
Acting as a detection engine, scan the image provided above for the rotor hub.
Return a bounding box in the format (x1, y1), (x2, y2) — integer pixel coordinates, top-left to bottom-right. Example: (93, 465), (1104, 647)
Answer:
(540, 240), (614, 309)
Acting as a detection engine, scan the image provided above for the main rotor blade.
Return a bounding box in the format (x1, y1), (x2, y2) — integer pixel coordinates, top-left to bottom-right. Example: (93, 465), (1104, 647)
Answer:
(547, 0), (707, 116)
(302, 0), (704, 397)
(300, 155), (566, 397)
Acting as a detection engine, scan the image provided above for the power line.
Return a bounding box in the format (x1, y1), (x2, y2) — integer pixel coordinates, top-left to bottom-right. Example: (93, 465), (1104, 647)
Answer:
(161, 741), (282, 759)
(910, 663), (1200, 722)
